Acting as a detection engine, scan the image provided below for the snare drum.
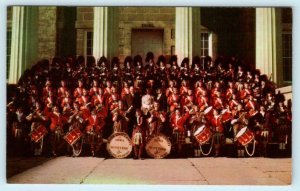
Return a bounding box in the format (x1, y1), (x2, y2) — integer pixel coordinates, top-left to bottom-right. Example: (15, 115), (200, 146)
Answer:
(193, 125), (213, 145)
(204, 106), (214, 121)
(106, 132), (132, 158)
(30, 125), (48, 143)
(64, 127), (83, 146)
(235, 127), (255, 146)
(145, 134), (171, 159)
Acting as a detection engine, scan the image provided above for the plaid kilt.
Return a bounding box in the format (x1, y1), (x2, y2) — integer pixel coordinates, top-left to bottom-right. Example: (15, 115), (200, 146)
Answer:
(173, 131), (186, 145)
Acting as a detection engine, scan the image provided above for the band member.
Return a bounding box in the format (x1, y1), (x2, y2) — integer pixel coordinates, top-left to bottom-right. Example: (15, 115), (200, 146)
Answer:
(111, 57), (121, 84)
(61, 91), (72, 109)
(112, 100), (129, 133)
(121, 81), (130, 100)
(169, 87), (182, 113)
(73, 79), (85, 98)
(180, 80), (189, 96)
(236, 65), (245, 83)
(89, 79), (100, 97)
(169, 55), (180, 81)
(44, 91), (57, 109)
(67, 102), (84, 156)
(245, 94), (257, 111)
(141, 88), (154, 115)
(189, 105), (205, 156)
(98, 56), (109, 82)
(42, 80), (54, 99)
(132, 109), (146, 159)
(108, 93), (119, 112)
(86, 108), (105, 156)
(191, 56), (202, 83)
(180, 58), (190, 81)
(275, 101), (290, 150)
(240, 83), (252, 103)
(155, 87), (167, 111)
(144, 52), (156, 78)
(213, 92), (224, 110)
(134, 55), (144, 81)
(225, 63), (235, 82)
(181, 89), (195, 110)
(169, 109), (192, 156)
(92, 88), (106, 108)
(11, 107), (28, 155)
(195, 80), (206, 97)
(166, 80), (176, 97)
(225, 81), (236, 100)
(228, 94), (240, 110)
(68, 102), (84, 130)
(57, 79), (68, 102)
(156, 55), (168, 82)
(26, 103), (47, 156)
(123, 56), (134, 84)
(255, 105), (271, 156)
(211, 109), (224, 157)
(46, 106), (68, 156)
(76, 89), (90, 107)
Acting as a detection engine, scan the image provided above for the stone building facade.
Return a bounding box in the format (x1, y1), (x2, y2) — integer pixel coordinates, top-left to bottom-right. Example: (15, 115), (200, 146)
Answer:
(6, 6), (292, 95)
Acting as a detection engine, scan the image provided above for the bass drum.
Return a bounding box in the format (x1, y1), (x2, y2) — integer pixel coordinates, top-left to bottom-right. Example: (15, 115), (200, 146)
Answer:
(106, 132), (132, 158)
(145, 134), (171, 159)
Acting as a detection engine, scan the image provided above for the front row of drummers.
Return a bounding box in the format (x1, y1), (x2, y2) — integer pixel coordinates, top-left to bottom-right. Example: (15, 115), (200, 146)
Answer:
(9, 95), (291, 159)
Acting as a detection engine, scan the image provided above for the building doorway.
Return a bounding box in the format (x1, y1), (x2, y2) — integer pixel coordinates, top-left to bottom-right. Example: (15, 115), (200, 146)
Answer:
(131, 29), (164, 64)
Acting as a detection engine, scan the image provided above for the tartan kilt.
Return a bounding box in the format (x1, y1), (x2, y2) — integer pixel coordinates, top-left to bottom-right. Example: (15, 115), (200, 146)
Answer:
(173, 131), (186, 145)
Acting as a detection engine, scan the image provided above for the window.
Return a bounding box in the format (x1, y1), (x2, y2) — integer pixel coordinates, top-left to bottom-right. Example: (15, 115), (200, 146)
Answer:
(7, 30), (12, 79)
(201, 33), (209, 57)
(85, 31), (93, 57)
(282, 33), (292, 82)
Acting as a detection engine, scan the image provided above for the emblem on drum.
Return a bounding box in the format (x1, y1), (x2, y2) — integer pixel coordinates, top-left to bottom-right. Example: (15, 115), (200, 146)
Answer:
(106, 132), (132, 158)
(145, 134), (171, 159)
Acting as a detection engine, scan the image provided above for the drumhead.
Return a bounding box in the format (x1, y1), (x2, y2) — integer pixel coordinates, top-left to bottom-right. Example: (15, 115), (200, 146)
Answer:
(193, 125), (205, 136)
(106, 132), (132, 159)
(204, 106), (213, 114)
(145, 133), (171, 159)
(236, 126), (247, 138)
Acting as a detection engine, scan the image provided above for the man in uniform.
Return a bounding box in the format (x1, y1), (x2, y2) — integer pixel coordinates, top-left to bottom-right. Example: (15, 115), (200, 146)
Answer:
(169, 109), (193, 156)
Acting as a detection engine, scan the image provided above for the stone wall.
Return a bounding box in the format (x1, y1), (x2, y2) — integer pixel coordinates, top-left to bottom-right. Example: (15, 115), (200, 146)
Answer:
(76, 7), (94, 57)
(37, 7), (57, 60)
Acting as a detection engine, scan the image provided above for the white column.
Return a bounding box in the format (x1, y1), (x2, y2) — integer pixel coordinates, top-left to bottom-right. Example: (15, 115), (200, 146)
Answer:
(256, 8), (282, 84)
(93, 7), (119, 62)
(175, 7), (201, 65)
(8, 6), (38, 84)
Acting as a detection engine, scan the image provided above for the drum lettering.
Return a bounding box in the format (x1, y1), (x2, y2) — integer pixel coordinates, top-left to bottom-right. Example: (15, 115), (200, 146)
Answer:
(110, 146), (129, 150)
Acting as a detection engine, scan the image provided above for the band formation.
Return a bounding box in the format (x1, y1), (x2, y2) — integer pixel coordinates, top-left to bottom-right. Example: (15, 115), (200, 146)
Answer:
(7, 52), (292, 159)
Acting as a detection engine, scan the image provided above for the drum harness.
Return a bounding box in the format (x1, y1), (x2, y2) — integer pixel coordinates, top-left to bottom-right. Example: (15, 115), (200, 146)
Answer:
(199, 137), (214, 156)
(244, 138), (256, 157)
